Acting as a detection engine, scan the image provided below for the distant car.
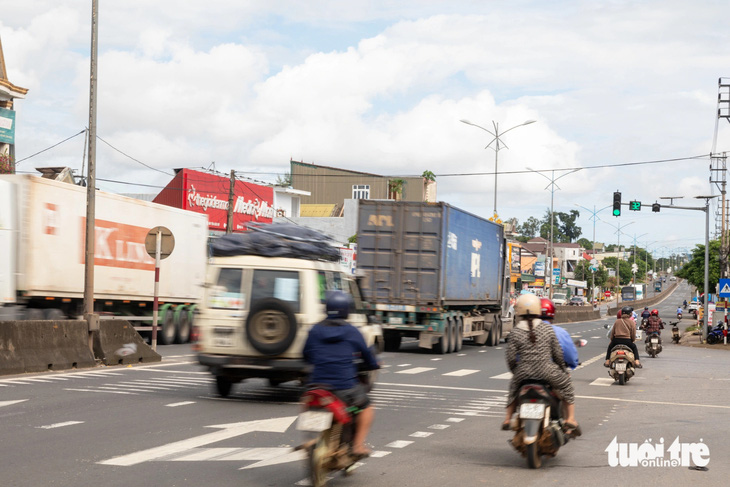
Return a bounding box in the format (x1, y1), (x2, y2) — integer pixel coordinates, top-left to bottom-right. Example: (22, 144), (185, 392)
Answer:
(552, 293), (568, 305)
(688, 302), (700, 312)
(569, 296), (585, 306)
(670, 276), (677, 281)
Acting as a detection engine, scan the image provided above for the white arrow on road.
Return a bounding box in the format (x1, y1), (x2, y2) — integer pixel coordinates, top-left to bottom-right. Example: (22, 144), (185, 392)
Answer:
(98, 416), (297, 466)
(0, 400), (28, 408)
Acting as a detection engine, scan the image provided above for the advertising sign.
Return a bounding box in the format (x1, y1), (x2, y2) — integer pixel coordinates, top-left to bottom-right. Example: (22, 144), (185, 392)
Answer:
(0, 108), (16, 144)
(534, 261), (545, 277)
(510, 244), (521, 274)
(154, 169), (275, 232)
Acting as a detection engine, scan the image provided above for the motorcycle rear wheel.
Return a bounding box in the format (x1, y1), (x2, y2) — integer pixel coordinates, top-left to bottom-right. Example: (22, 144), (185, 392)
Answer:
(309, 434), (329, 487)
(618, 373), (626, 385)
(526, 442), (542, 469)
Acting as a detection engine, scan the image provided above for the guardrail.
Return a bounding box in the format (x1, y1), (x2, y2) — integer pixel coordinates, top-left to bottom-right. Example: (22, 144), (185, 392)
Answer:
(607, 280), (680, 318)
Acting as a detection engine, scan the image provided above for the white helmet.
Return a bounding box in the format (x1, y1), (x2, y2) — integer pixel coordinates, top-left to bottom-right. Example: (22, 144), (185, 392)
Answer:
(514, 294), (542, 317)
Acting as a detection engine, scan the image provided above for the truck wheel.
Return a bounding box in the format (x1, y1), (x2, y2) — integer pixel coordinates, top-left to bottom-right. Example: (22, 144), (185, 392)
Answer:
(384, 333), (401, 352)
(25, 308), (45, 320)
(246, 298), (297, 356)
(216, 376), (233, 397)
(159, 307), (177, 345)
(174, 306), (191, 344)
(44, 308), (65, 320)
(436, 321), (451, 354)
(454, 318), (463, 352)
(488, 317), (502, 346)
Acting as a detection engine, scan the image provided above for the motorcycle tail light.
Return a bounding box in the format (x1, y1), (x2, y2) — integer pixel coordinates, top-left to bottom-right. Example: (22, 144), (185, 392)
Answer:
(616, 351), (625, 355)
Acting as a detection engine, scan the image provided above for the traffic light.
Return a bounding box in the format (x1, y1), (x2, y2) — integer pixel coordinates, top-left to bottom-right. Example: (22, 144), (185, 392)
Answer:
(629, 200), (641, 211)
(613, 191), (622, 216)
(652, 202), (661, 212)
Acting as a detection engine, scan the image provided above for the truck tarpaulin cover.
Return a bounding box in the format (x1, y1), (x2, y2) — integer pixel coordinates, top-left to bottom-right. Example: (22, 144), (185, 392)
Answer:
(210, 223), (340, 261)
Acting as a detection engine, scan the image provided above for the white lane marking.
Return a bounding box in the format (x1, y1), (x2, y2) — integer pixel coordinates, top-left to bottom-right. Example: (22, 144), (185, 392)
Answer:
(385, 440), (414, 448)
(457, 353), (467, 356)
(166, 401), (196, 407)
(410, 431), (433, 438)
(0, 399), (28, 408)
(428, 424), (450, 430)
(37, 421), (84, 429)
(370, 451), (391, 458)
(430, 358), (443, 361)
(64, 388), (138, 395)
(443, 369), (479, 377)
(397, 364), (412, 367)
(378, 382), (508, 394)
(591, 336), (601, 339)
(99, 416), (297, 466)
(380, 364), (392, 368)
(490, 372), (512, 380)
(446, 418), (465, 423)
(396, 367), (436, 375)
(18, 378), (52, 383)
(0, 380), (32, 385)
(478, 350), (487, 353)
(590, 378), (615, 387)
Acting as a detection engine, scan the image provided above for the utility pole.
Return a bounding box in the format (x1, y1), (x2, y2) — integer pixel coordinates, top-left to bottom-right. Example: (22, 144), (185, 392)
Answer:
(226, 170), (235, 234)
(604, 220), (634, 305)
(575, 204), (611, 303)
(83, 0), (100, 348)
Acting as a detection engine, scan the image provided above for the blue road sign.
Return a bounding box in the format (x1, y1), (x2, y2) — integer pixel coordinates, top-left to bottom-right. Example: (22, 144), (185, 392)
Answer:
(719, 279), (730, 297)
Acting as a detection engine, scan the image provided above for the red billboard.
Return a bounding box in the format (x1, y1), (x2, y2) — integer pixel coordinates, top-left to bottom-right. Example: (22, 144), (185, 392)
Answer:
(154, 169), (274, 232)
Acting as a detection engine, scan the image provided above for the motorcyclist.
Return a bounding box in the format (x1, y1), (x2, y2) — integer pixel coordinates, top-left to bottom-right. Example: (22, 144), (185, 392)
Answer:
(540, 298), (579, 370)
(640, 307), (651, 321)
(302, 291), (380, 457)
(676, 306), (683, 316)
(605, 306), (642, 368)
(643, 309), (664, 336)
(502, 294), (580, 436)
(683, 300), (688, 309)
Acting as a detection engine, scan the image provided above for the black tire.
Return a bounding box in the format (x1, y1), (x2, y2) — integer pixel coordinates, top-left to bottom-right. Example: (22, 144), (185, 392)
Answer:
(618, 373), (626, 386)
(488, 317), (502, 347)
(215, 376), (233, 397)
(25, 308), (45, 320)
(246, 298), (297, 356)
(309, 434), (329, 487)
(454, 318), (463, 352)
(158, 308), (177, 345)
(174, 306), (191, 344)
(435, 321), (451, 354)
(526, 442), (542, 469)
(384, 332), (402, 352)
(447, 320), (456, 354)
(650, 349), (656, 358)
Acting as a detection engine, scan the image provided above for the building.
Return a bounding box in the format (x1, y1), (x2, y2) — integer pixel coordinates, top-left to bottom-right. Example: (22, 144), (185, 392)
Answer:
(0, 35), (29, 173)
(290, 159), (436, 209)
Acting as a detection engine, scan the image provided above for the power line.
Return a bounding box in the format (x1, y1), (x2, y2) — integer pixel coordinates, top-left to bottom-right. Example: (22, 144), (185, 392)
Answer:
(14, 130), (86, 165)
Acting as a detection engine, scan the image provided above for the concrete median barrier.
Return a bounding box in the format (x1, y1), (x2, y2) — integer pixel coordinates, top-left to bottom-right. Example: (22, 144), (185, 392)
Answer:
(0, 320), (97, 376)
(553, 306), (601, 324)
(92, 320), (161, 366)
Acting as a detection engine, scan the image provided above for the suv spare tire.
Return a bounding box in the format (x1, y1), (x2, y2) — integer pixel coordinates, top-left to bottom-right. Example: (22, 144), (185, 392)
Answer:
(245, 298), (298, 356)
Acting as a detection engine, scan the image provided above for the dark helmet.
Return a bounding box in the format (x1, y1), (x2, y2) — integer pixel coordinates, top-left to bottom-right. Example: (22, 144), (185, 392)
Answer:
(644, 307), (649, 311)
(621, 306), (633, 316)
(540, 298), (556, 321)
(325, 291), (353, 320)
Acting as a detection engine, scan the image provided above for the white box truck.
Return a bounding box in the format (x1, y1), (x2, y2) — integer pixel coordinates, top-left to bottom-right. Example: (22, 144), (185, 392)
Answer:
(0, 173), (209, 344)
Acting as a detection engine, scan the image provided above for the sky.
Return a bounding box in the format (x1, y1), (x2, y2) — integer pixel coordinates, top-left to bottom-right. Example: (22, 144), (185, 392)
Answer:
(3, 0), (730, 260)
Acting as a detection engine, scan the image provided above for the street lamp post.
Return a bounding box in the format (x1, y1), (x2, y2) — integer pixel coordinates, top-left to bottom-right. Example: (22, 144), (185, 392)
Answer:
(576, 204), (612, 303)
(527, 167), (581, 298)
(604, 220), (634, 306)
(460, 118), (536, 219)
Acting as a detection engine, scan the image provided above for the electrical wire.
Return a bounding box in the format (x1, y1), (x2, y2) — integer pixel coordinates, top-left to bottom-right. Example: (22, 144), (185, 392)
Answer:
(14, 130), (86, 165)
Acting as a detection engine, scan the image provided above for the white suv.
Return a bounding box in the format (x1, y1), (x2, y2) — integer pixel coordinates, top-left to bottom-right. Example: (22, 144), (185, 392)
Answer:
(195, 255), (383, 397)
(552, 293), (568, 306)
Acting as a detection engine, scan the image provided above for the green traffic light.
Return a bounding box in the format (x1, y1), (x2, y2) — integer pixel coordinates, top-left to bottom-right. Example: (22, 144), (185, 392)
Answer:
(613, 208), (621, 216)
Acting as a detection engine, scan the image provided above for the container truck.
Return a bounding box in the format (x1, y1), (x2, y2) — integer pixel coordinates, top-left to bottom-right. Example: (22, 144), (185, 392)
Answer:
(0, 172), (208, 344)
(357, 200), (512, 353)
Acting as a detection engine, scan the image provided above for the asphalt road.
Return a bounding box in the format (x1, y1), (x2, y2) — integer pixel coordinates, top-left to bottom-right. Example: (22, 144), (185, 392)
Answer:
(2, 280), (729, 486)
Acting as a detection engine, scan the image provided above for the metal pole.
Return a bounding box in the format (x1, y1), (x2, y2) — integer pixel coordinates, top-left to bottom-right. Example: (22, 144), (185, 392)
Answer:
(549, 170), (555, 299)
(703, 200), (710, 343)
(493, 128), (499, 217)
(226, 169), (235, 234)
(83, 0), (99, 344)
(151, 229), (161, 351)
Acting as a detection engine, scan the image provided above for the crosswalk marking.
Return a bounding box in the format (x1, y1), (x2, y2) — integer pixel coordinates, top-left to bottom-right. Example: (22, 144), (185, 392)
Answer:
(396, 367), (436, 375)
(443, 369), (479, 377)
(590, 378), (615, 387)
(490, 372), (513, 380)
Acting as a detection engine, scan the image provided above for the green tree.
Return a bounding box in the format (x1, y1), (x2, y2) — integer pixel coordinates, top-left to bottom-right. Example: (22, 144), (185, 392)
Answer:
(577, 238), (593, 250)
(602, 257), (633, 286)
(421, 170), (436, 182)
(275, 172), (292, 186)
(676, 240), (721, 293)
(518, 216), (541, 239)
(538, 209), (582, 243)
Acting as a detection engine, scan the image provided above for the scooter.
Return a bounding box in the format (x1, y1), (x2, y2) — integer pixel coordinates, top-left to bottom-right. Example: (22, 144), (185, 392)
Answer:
(706, 325), (726, 345)
(645, 331), (662, 358)
(677, 311), (682, 320)
(608, 345), (636, 385)
(670, 321), (680, 344)
(508, 381), (575, 469)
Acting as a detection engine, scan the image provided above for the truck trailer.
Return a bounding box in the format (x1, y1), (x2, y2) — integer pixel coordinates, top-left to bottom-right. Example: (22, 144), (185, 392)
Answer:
(0, 173), (209, 344)
(357, 200), (512, 353)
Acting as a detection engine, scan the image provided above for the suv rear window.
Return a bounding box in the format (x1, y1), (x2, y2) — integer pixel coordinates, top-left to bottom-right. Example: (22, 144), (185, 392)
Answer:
(251, 269), (301, 313)
(209, 267), (245, 309)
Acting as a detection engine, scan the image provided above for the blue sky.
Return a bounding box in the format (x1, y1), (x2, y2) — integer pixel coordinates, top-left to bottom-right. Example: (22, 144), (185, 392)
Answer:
(3, 0), (730, 260)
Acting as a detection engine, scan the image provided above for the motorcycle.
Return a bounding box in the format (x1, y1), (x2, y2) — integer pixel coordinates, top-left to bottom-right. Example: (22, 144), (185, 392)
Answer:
(645, 331), (662, 358)
(608, 344), (636, 385)
(295, 361), (377, 487)
(508, 381), (575, 469)
(670, 321), (680, 344)
(677, 312), (682, 320)
(706, 324), (726, 345)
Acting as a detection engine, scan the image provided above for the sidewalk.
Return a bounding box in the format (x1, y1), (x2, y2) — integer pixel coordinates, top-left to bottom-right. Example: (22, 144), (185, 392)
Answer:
(680, 329), (730, 350)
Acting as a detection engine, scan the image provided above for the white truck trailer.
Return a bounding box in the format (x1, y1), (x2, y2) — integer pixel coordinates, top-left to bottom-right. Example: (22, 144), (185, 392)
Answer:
(0, 173), (209, 344)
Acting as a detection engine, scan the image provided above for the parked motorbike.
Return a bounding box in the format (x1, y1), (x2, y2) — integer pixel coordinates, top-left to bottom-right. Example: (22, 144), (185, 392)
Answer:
(670, 321), (680, 344)
(706, 324), (726, 345)
(645, 330), (662, 358)
(508, 381), (575, 469)
(608, 345), (636, 385)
